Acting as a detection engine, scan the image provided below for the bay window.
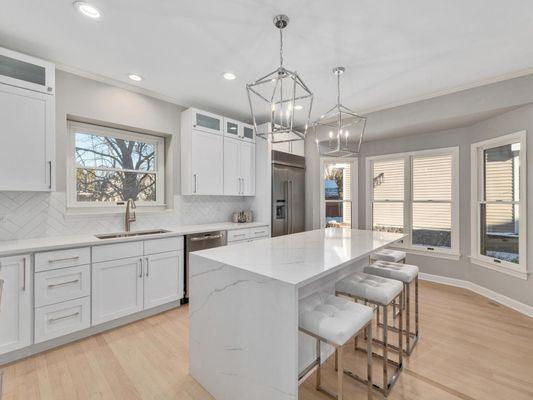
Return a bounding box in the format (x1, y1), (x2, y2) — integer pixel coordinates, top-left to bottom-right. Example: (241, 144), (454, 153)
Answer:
(471, 132), (527, 278)
(367, 147), (459, 256)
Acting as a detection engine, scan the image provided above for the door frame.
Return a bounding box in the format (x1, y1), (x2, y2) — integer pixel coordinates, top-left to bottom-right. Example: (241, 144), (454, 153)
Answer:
(319, 157), (358, 229)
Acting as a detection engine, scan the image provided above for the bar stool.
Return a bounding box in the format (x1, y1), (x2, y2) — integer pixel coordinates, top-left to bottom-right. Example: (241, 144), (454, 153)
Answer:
(299, 292), (374, 400)
(365, 260), (419, 355)
(370, 249), (406, 264)
(335, 272), (403, 397)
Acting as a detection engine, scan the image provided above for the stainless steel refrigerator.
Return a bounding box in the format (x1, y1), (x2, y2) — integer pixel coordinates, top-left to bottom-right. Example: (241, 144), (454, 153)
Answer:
(271, 150), (305, 237)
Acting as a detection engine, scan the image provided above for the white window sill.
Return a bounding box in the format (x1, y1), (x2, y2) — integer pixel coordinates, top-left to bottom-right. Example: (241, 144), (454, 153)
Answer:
(390, 245), (461, 261)
(469, 256), (528, 280)
(65, 205), (169, 217)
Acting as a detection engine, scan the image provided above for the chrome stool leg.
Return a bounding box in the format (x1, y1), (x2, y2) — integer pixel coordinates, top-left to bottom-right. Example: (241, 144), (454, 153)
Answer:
(377, 279), (420, 355)
(338, 292), (403, 397)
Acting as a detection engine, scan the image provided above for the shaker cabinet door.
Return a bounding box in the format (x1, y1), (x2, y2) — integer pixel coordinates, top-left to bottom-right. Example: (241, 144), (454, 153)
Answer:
(0, 255), (31, 355)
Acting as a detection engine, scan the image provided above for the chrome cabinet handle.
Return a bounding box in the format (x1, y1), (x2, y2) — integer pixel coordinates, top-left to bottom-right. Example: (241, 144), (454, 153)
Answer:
(0, 279), (4, 309)
(241, 178), (244, 195)
(139, 258), (143, 278)
(48, 312), (80, 323)
(48, 279), (80, 288)
(48, 256), (80, 264)
(233, 233), (246, 238)
(193, 174), (198, 193)
(22, 257), (27, 291)
(48, 161), (52, 189)
(145, 257), (149, 277)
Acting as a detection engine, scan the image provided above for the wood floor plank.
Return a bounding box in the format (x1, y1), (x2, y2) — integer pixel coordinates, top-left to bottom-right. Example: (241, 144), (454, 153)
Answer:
(1, 281), (532, 400)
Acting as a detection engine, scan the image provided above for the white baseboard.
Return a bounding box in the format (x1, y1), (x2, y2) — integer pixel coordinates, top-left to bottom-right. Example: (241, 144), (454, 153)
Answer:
(419, 273), (533, 318)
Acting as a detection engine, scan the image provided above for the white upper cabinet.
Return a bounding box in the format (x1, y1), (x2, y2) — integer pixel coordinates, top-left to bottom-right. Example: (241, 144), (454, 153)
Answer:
(182, 108), (255, 196)
(242, 123), (255, 143)
(224, 138), (255, 196)
(0, 84), (55, 191)
(0, 47), (55, 192)
(223, 137), (241, 196)
(272, 140), (304, 157)
(0, 47), (55, 94)
(0, 255), (32, 355)
(223, 118), (255, 143)
(190, 129), (224, 195)
(189, 108), (223, 135)
(224, 117), (241, 139)
(240, 141), (255, 196)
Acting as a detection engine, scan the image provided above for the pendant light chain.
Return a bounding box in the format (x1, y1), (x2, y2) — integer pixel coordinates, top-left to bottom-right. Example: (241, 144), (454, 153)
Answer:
(279, 27), (284, 68)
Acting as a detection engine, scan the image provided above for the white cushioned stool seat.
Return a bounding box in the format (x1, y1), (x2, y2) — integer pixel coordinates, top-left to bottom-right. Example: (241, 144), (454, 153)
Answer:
(299, 292), (373, 346)
(365, 260), (419, 283)
(336, 272), (403, 305)
(370, 249), (406, 263)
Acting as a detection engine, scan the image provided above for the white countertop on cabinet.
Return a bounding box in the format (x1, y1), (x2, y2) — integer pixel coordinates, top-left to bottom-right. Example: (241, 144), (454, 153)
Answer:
(193, 228), (405, 288)
(0, 221), (269, 257)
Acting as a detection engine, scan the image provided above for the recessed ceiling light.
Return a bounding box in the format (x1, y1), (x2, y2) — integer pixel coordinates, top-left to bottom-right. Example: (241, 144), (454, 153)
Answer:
(223, 72), (236, 80)
(73, 1), (102, 19)
(128, 73), (143, 82)
(294, 105), (303, 111)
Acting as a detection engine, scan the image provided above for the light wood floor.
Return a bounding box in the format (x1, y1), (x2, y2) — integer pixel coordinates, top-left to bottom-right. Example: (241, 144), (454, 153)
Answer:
(2, 281), (533, 400)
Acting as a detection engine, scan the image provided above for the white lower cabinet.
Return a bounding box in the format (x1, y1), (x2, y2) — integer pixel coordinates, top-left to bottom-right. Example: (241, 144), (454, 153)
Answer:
(144, 251), (182, 309)
(34, 297), (90, 343)
(92, 257), (144, 325)
(92, 238), (183, 325)
(0, 255), (31, 355)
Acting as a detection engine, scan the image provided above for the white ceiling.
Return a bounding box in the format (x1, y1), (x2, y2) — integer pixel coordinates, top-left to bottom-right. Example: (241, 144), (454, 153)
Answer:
(2, 0), (533, 125)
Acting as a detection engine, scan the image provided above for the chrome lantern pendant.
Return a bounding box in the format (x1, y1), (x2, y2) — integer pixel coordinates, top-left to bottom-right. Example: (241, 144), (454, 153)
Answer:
(246, 15), (313, 144)
(314, 67), (366, 157)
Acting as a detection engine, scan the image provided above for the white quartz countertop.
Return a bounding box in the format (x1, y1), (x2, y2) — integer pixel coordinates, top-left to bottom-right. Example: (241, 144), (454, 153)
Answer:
(0, 221), (269, 257)
(192, 228), (405, 288)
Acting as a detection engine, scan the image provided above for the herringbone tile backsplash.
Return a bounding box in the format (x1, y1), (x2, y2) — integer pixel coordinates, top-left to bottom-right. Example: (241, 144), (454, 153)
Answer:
(0, 192), (254, 241)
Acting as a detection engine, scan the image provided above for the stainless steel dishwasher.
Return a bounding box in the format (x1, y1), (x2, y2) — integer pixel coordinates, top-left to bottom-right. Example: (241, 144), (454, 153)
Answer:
(182, 231), (227, 303)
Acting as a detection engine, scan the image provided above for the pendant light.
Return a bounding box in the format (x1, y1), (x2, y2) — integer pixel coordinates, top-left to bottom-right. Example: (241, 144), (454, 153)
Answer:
(314, 67), (366, 157)
(246, 15), (314, 143)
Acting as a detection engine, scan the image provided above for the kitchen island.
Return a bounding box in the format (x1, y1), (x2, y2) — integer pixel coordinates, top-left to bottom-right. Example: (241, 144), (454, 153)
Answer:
(189, 228), (405, 400)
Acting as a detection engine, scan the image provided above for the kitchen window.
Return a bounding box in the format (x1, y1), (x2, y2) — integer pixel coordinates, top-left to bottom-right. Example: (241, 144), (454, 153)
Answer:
(67, 121), (165, 208)
(320, 158), (357, 228)
(366, 147), (459, 256)
(471, 131), (527, 279)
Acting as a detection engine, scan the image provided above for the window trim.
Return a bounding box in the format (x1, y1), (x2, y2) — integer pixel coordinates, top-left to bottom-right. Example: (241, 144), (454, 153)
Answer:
(67, 121), (166, 209)
(319, 157), (358, 229)
(470, 131), (527, 279)
(366, 146), (460, 257)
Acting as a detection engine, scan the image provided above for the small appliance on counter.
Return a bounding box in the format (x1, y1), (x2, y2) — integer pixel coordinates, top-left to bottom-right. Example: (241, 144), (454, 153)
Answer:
(232, 210), (253, 223)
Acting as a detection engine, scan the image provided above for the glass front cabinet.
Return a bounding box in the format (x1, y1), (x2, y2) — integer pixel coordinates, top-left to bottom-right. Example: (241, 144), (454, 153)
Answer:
(0, 47), (55, 94)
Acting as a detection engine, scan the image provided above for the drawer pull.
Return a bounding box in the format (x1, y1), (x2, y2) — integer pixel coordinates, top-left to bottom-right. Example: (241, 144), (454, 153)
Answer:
(48, 312), (80, 323)
(48, 256), (80, 264)
(254, 231), (266, 234)
(47, 279), (80, 288)
(233, 233), (246, 237)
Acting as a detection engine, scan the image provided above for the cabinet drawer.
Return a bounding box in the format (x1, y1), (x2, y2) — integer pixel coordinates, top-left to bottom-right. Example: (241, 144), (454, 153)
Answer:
(34, 297), (90, 343)
(250, 226), (269, 238)
(227, 228), (251, 242)
(35, 247), (90, 272)
(35, 265), (90, 307)
(144, 236), (183, 255)
(92, 241), (143, 263)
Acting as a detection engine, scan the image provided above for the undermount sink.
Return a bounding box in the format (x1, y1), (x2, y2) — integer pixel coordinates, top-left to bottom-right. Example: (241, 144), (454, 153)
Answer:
(95, 229), (171, 240)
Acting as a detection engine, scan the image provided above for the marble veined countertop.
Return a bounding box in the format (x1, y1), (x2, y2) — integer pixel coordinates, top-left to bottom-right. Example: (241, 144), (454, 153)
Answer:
(0, 221), (269, 257)
(192, 228), (405, 287)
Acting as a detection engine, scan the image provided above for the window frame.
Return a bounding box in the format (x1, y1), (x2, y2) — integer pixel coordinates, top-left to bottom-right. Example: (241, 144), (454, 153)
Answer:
(319, 157), (358, 229)
(366, 147), (460, 257)
(67, 121), (166, 210)
(470, 131), (527, 279)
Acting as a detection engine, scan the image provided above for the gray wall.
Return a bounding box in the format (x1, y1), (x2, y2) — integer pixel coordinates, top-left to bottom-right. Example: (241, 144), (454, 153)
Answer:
(305, 76), (533, 307)
(55, 70), (183, 202)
